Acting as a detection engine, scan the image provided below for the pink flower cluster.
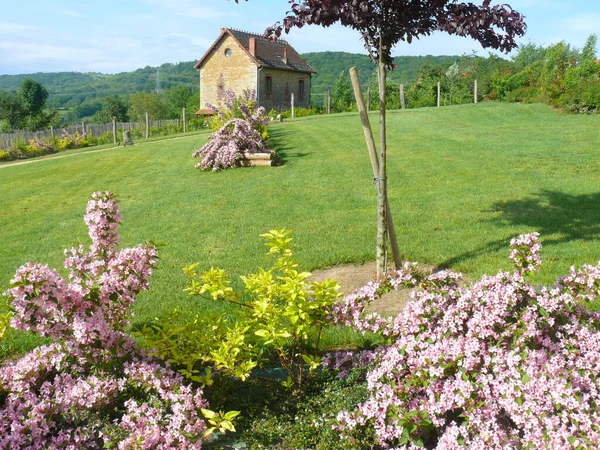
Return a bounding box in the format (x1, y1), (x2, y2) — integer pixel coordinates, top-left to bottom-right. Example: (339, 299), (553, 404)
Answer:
(193, 89), (269, 171)
(509, 232), (542, 274)
(1, 192), (208, 449)
(329, 262), (462, 338)
(332, 233), (600, 449)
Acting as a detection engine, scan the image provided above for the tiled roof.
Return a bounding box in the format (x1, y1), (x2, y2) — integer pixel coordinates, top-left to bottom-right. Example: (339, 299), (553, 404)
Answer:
(194, 28), (316, 74)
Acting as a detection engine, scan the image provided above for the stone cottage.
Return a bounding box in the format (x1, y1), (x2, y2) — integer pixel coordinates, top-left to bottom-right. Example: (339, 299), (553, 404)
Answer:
(194, 28), (316, 112)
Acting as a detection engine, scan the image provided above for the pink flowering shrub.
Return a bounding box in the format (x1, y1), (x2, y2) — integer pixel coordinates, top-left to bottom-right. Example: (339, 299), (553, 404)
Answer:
(1, 192), (209, 449)
(329, 233), (600, 449)
(193, 90), (270, 172)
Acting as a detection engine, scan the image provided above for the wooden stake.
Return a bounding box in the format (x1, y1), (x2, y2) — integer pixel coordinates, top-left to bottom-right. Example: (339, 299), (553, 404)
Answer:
(377, 57), (388, 277)
(291, 93), (295, 118)
(112, 117), (117, 144)
(183, 107), (187, 133)
(327, 89), (331, 114)
(145, 112), (150, 139)
(349, 66), (401, 272)
(437, 81), (441, 107)
(400, 84), (406, 110)
(50, 126), (54, 138)
(81, 122), (86, 136)
(474, 79), (478, 104)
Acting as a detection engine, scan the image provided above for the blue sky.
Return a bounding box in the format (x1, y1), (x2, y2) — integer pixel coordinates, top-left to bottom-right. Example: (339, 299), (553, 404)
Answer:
(1, 0), (599, 75)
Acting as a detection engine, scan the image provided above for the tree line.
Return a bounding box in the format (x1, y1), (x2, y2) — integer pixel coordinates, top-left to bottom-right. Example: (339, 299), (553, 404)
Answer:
(328, 34), (600, 113)
(2, 37), (599, 132)
(0, 80), (200, 133)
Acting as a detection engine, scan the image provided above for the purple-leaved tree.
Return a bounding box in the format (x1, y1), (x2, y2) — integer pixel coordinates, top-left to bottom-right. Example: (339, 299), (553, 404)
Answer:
(234, 0), (527, 276)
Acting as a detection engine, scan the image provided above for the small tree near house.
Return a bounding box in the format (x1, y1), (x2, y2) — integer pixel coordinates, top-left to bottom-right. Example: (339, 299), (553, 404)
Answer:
(233, 0), (527, 277)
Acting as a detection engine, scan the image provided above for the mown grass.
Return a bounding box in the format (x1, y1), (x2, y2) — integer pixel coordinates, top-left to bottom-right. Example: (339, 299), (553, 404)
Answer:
(2, 102), (600, 357)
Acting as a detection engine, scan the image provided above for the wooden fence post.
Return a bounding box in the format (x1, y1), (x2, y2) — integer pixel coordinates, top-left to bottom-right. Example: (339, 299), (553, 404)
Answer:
(474, 79), (478, 104)
(327, 89), (331, 114)
(437, 81), (441, 107)
(349, 66), (401, 270)
(145, 112), (150, 139)
(112, 117), (117, 144)
(291, 93), (295, 118)
(50, 126), (54, 138)
(81, 122), (86, 136)
(183, 107), (187, 133)
(400, 84), (406, 110)
(367, 86), (371, 111)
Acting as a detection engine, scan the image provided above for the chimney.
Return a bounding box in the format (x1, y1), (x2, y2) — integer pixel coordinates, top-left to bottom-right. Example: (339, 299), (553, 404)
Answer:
(283, 47), (288, 64)
(249, 37), (256, 56)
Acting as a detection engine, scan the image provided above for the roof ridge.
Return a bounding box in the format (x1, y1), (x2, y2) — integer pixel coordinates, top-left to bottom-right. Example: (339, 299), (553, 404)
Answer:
(226, 27), (290, 45)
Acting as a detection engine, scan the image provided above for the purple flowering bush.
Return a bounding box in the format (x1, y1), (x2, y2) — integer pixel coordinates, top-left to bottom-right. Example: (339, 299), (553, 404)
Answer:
(193, 90), (270, 172)
(1, 192), (209, 449)
(328, 233), (600, 449)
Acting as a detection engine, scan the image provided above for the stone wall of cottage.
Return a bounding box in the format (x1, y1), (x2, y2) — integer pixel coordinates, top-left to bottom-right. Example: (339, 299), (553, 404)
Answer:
(258, 69), (311, 111)
(199, 34), (257, 109)
(199, 34), (312, 112)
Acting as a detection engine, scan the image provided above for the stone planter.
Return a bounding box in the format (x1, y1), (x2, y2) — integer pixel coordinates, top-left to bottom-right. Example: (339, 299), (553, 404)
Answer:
(239, 152), (273, 167)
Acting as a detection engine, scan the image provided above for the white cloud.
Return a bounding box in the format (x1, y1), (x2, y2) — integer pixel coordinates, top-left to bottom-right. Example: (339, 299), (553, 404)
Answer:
(167, 33), (213, 49)
(507, 0), (564, 9)
(0, 22), (40, 35)
(56, 10), (85, 18)
(562, 13), (600, 35)
(140, 0), (226, 19)
(0, 42), (80, 62)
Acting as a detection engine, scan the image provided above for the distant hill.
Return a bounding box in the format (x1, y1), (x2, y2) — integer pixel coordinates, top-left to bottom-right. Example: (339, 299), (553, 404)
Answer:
(0, 62), (199, 108)
(0, 52), (460, 108)
(305, 52), (460, 95)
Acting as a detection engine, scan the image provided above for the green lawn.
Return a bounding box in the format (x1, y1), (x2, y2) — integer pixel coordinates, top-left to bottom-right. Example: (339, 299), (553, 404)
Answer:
(2, 102), (600, 357)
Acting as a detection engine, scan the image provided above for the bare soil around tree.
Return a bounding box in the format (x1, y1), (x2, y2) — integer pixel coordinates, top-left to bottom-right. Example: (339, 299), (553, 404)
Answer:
(310, 262), (413, 316)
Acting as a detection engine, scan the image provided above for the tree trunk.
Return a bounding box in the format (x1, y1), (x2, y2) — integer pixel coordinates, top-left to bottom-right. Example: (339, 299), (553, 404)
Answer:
(376, 49), (388, 278)
(349, 67), (401, 270)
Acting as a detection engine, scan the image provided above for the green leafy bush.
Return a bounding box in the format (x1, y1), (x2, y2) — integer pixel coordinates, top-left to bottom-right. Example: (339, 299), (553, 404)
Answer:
(561, 79), (600, 113)
(0, 312), (10, 341)
(243, 369), (375, 450)
(55, 130), (89, 150)
(280, 107), (320, 118)
(141, 230), (340, 393)
(184, 229), (340, 391)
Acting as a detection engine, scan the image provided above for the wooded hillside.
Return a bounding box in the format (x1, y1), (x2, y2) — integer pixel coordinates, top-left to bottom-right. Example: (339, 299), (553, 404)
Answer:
(0, 52), (459, 109)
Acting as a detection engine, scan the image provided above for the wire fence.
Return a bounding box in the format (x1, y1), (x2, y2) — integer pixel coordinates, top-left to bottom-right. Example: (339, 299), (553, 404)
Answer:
(0, 119), (182, 150)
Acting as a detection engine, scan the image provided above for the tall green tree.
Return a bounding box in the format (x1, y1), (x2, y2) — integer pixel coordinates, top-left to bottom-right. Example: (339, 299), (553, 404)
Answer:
(129, 93), (169, 122)
(512, 42), (546, 71)
(0, 91), (26, 130)
(331, 71), (354, 112)
(20, 79), (48, 120)
(94, 95), (129, 122)
(367, 72), (400, 110)
(581, 34), (598, 64)
(0, 79), (56, 131)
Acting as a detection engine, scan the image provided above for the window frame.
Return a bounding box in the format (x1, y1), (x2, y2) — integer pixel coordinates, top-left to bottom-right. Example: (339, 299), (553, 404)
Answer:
(265, 76), (273, 95)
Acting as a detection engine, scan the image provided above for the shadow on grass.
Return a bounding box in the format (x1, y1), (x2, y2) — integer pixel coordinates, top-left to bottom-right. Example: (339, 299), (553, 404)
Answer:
(439, 190), (600, 269)
(268, 127), (313, 164)
(490, 190), (600, 242)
